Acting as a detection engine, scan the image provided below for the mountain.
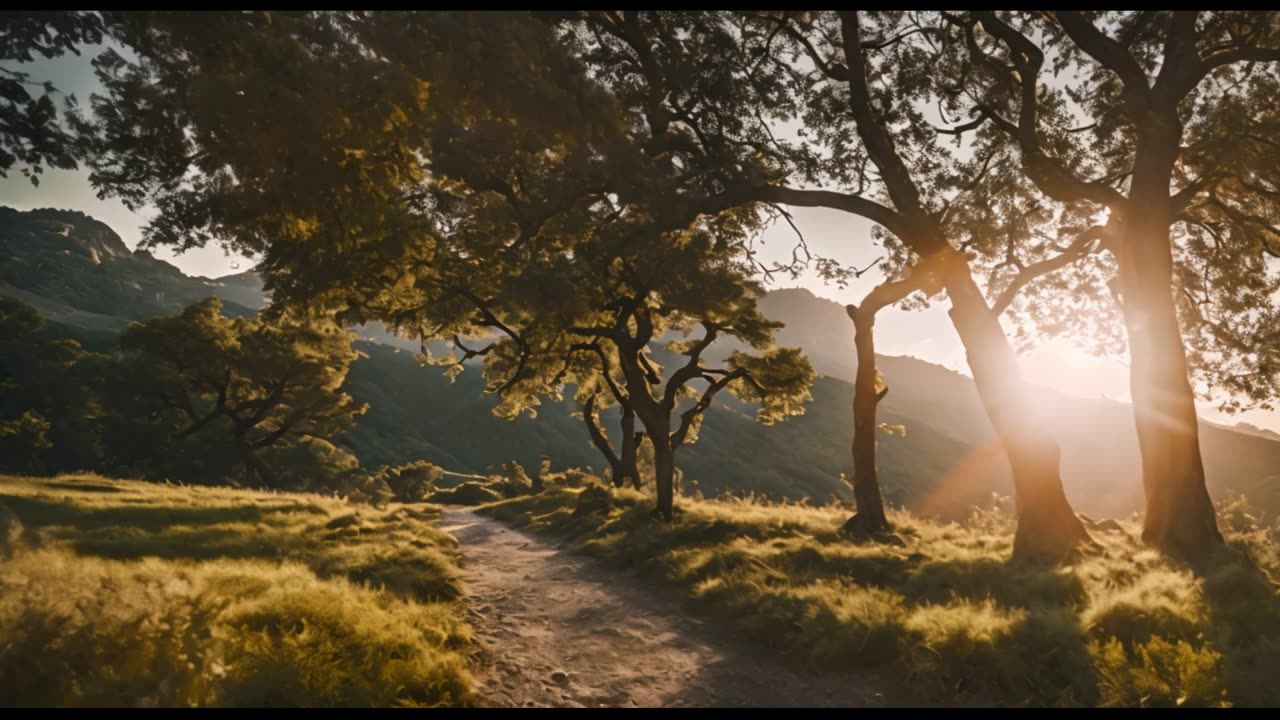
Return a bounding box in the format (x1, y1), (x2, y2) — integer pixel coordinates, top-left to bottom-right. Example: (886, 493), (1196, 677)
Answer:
(0, 207), (264, 330)
(3, 206), (1278, 519)
(1223, 421), (1280, 443)
(753, 287), (1280, 517)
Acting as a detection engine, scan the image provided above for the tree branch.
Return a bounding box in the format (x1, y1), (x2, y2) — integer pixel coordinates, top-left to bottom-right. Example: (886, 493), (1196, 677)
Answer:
(990, 224), (1107, 315)
(751, 183), (907, 238)
(671, 368), (748, 449)
(662, 321), (720, 409)
(1055, 11), (1151, 108)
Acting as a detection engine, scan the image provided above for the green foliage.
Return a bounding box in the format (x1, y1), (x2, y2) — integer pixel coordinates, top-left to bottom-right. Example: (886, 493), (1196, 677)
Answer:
(376, 460), (444, 503)
(0, 411), (52, 468)
(0, 12), (104, 183)
(499, 460), (534, 497)
(481, 479), (1280, 707)
(877, 422), (908, 437)
(258, 437), (380, 500)
(724, 348), (815, 425)
(428, 481), (504, 506)
(71, 13), (815, 510)
(0, 473), (474, 707)
(120, 297), (367, 489)
(0, 296), (106, 474)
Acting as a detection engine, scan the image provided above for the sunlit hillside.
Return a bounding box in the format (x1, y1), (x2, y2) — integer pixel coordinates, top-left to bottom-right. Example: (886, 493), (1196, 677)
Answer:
(479, 472), (1280, 708)
(0, 474), (475, 707)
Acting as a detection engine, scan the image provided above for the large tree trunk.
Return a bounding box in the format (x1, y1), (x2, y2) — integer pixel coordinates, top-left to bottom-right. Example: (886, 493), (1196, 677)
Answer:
(1119, 133), (1222, 559)
(943, 258), (1090, 562)
(651, 428), (676, 522)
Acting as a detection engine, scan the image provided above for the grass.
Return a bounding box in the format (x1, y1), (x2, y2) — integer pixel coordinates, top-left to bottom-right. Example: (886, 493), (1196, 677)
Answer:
(0, 473), (476, 707)
(478, 473), (1280, 708)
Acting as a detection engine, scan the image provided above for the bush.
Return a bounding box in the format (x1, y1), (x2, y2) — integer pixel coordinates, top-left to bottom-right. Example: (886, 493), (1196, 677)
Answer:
(376, 461), (445, 503)
(429, 481), (503, 506)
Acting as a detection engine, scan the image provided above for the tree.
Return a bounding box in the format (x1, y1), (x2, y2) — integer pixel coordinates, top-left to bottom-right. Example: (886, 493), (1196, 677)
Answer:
(485, 210), (815, 520)
(543, 11), (1098, 559)
(76, 11), (814, 521)
(935, 11), (1280, 557)
(0, 297), (105, 473)
(0, 12), (104, 183)
(120, 297), (367, 488)
(842, 271), (929, 535)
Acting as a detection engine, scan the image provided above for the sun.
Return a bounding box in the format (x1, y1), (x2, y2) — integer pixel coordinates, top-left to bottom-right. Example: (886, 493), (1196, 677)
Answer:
(1019, 337), (1131, 402)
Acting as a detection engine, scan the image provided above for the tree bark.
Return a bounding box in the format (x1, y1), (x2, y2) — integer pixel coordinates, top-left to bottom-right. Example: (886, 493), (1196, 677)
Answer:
(842, 276), (921, 535)
(609, 306), (682, 521)
(1120, 130), (1222, 559)
(943, 256), (1091, 562)
(651, 428), (676, 522)
(236, 435), (274, 489)
(619, 407), (641, 489)
(849, 302), (890, 533)
(584, 393), (626, 486)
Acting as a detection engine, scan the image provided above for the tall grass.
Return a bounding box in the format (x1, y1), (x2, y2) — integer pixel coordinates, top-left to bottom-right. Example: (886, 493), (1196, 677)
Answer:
(480, 474), (1280, 707)
(0, 473), (475, 707)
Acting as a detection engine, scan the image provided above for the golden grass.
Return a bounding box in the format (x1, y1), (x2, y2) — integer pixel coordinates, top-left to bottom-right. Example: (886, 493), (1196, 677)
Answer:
(480, 475), (1280, 707)
(0, 473), (476, 707)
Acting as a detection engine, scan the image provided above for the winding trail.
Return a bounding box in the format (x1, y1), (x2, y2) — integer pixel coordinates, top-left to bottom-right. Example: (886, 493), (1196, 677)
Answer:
(439, 507), (888, 708)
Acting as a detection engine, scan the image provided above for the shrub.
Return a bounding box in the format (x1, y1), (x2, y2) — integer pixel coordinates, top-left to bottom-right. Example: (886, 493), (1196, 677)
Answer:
(376, 461), (445, 503)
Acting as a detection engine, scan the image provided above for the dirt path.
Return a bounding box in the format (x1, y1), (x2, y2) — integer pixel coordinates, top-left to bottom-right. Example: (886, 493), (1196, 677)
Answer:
(439, 507), (888, 708)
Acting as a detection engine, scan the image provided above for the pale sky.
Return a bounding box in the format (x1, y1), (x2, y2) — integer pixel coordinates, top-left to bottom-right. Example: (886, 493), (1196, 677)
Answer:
(3, 41), (1277, 433)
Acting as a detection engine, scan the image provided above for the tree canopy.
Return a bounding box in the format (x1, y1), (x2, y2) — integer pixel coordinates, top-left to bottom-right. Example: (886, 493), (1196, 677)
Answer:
(0, 12), (103, 183)
(120, 296), (367, 488)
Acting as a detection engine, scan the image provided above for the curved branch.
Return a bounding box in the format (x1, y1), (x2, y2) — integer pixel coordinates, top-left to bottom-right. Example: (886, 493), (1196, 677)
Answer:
(662, 321), (720, 409)
(671, 367), (748, 449)
(972, 14), (1128, 210)
(778, 18), (849, 80)
(583, 393), (622, 471)
(751, 184), (906, 239)
(1054, 11), (1151, 102)
(990, 225), (1107, 315)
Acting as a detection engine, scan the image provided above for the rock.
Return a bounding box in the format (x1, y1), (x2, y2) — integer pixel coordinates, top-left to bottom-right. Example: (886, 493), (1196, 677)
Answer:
(550, 670), (570, 685)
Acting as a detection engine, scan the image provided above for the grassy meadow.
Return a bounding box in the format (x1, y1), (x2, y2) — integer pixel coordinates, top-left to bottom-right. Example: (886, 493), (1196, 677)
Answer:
(0, 474), (475, 707)
(477, 473), (1280, 708)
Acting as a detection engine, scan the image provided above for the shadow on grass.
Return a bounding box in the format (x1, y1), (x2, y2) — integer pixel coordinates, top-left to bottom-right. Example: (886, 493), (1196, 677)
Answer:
(1, 491), (462, 604)
(480, 487), (1101, 706)
(1196, 543), (1280, 707)
(0, 494), (302, 533)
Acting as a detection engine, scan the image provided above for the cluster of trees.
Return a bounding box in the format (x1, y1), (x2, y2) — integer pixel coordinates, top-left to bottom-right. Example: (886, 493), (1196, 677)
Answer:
(0, 295), (380, 497)
(6, 11), (1280, 562)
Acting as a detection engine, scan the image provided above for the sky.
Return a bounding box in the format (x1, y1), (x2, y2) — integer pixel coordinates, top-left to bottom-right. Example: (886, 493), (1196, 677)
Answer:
(3, 42), (1277, 433)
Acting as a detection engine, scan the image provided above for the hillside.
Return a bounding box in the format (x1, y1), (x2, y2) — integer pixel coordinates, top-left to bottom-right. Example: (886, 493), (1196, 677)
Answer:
(0, 473), (474, 707)
(755, 287), (1280, 517)
(3, 207), (1278, 519)
(476, 473), (1280, 708)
